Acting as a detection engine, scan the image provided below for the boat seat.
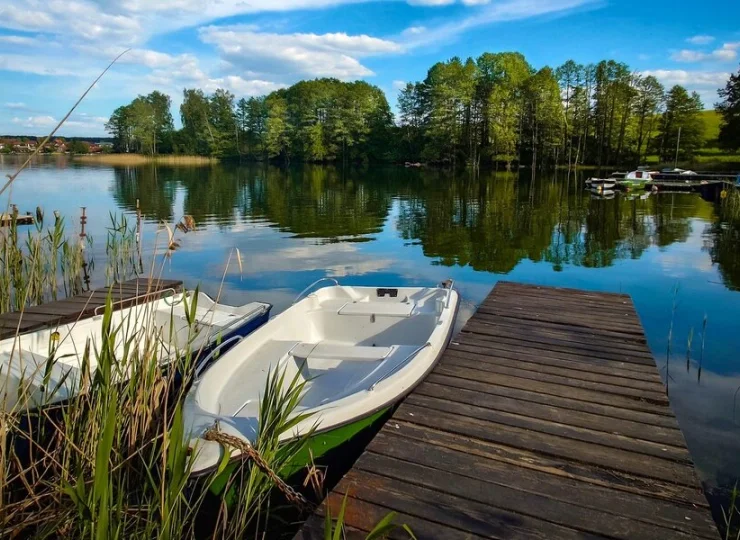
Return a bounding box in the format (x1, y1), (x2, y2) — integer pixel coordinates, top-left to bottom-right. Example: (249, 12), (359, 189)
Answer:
(337, 301), (415, 317)
(289, 342), (393, 362)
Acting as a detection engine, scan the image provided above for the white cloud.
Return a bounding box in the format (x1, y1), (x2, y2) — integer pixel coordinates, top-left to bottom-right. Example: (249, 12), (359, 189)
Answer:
(11, 113), (108, 132)
(200, 26), (402, 79)
(12, 115), (57, 128)
(392, 80), (407, 91)
(0, 35), (40, 46)
(640, 69), (730, 87)
(400, 0), (593, 48)
(4, 102), (28, 110)
(671, 43), (740, 63)
(686, 35), (714, 45)
(407, 0), (455, 5)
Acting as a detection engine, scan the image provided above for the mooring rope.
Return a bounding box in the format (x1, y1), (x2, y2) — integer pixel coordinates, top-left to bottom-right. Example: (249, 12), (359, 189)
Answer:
(202, 427), (314, 510)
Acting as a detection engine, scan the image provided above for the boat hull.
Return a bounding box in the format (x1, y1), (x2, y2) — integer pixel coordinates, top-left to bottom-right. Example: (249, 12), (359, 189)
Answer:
(185, 282), (461, 488)
(205, 407), (391, 495)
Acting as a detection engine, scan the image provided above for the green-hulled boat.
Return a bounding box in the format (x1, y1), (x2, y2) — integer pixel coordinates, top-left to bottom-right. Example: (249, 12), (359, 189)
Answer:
(183, 280), (460, 488)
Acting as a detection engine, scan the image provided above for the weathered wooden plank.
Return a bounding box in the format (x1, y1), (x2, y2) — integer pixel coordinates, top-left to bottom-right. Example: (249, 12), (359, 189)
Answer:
(444, 348), (665, 393)
(495, 281), (631, 303)
(332, 471), (592, 540)
(461, 327), (656, 367)
(467, 315), (652, 353)
(0, 278), (183, 341)
(471, 311), (649, 344)
(403, 393), (690, 462)
(414, 381), (684, 447)
(296, 282), (716, 540)
(476, 305), (646, 336)
(449, 336), (658, 375)
(387, 420), (707, 508)
(395, 402), (698, 485)
(482, 290), (640, 317)
(448, 341), (663, 382)
(484, 294), (642, 322)
(463, 323), (655, 364)
(425, 373), (680, 430)
(439, 359), (669, 407)
(323, 490), (489, 539)
(355, 447), (714, 539)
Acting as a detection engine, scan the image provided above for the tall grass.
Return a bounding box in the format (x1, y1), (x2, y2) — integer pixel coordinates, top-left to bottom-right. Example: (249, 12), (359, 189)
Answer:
(0, 286), (316, 538)
(74, 155), (218, 167)
(0, 211), (90, 314)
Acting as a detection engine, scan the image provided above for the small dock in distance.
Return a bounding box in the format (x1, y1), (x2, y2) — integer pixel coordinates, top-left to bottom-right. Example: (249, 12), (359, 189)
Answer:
(297, 281), (718, 539)
(0, 278), (183, 340)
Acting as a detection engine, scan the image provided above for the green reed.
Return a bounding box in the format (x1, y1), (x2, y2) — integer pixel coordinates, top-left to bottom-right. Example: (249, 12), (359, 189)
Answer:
(105, 212), (142, 286)
(0, 210), (91, 314)
(0, 286), (316, 539)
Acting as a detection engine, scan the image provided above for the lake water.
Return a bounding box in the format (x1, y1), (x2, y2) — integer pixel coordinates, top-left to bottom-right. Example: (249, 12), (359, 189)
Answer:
(2, 155), (739, 511)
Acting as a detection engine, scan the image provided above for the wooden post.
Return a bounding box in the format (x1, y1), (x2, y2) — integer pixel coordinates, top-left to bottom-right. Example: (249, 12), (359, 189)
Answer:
(79, 206), (87, 245)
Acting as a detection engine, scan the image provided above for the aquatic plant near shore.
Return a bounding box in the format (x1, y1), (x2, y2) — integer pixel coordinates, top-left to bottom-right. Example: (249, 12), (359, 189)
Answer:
(0, 211), (91, 314)
(0, 288), (318, 538)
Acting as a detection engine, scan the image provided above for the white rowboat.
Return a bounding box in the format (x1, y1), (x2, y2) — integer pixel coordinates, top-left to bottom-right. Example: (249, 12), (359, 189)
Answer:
(184, 279), (460, 477)
(0, 291), (271, 412)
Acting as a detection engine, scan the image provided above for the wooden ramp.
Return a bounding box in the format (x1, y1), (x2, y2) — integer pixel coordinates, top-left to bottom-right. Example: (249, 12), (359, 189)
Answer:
(0, 278), (183, 340)
(297, 281), (717, 539)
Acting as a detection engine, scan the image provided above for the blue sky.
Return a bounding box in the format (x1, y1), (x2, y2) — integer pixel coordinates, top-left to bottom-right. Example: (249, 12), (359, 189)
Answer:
(1, 0), (738, 137)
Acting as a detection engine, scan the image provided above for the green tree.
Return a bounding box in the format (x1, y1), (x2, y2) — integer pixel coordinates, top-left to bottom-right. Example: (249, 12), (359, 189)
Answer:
(716, 65), (740, 151)
(265, 94), (291, 161)
(523, 67), (564, 169)
(246, 97), (268, 157)
(68, 140), (90, 154)
(179, 88), (211, 155)
(130, 97), (157, 155)
(208, 89), (237, 157)
(105, 105), (133, 153)
(658, 85), (704, 161)
(632, 75), (664, 164)
(145, 90), (174, 154)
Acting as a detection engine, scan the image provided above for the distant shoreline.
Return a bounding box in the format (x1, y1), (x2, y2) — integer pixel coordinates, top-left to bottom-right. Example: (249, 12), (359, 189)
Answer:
(73, 154), (218, 166)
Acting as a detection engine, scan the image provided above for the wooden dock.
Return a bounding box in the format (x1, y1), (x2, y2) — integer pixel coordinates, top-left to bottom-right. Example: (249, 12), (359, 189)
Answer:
(297, 281), (718, 539)
(0, 278), (183, 340)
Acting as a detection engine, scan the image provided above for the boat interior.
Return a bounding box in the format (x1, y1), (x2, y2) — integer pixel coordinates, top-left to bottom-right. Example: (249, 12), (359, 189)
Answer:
(0, 292), (267, 410)
(194, 285), (455, 432)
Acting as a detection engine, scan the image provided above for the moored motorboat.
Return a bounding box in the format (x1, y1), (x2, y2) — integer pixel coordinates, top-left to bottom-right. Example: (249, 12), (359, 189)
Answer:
(590, 189), (615, 199)
(615, 169), (656, 191)
(183, 279), (459, 480)
(0, 291), (271, 411)
(586, 178), (616, 190)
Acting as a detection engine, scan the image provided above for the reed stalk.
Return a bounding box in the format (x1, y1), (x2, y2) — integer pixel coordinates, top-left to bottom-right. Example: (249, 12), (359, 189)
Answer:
(0, 221), (323, 538)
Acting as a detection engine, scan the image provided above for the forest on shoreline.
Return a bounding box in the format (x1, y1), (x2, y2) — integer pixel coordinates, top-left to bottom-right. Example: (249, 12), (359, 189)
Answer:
(102, 52), (740, 169)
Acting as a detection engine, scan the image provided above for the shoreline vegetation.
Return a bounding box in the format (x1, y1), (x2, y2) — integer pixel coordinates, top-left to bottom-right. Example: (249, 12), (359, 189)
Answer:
(74, 153), (219, 166)
(0, 213), (331, 539)
(97, 54), (740, 170)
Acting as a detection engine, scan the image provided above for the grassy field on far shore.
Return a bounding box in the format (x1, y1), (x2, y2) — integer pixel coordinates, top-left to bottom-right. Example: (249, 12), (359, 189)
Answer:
(74, 154), (218, 166)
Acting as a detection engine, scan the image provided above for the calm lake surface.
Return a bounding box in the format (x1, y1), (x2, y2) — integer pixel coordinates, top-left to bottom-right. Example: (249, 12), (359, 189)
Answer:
(2, 155), (739, 507)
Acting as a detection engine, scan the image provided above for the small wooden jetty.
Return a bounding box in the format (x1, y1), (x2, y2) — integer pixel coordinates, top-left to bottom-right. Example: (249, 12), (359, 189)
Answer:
(0, 278), (183, 340)
(297, 281), (718, 539)
(0, 212), (34, 226)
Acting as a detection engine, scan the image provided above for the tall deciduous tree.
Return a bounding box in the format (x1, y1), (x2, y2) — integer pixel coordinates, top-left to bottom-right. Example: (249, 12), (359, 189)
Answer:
(716, 65), (740, 151)
(659, 86), (704, 161)
(105, 105), (133, 153)
(633, 75), (665, 164)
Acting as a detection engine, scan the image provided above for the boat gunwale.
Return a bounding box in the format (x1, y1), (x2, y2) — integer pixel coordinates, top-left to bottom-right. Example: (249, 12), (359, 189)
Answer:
(187, 288), (461, 479)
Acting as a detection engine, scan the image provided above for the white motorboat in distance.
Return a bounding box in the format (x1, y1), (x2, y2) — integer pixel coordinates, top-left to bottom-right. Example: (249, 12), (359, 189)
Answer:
(184, 279), (460, 479)
(586, 178), (616, 190)
(0, 291), (271, 412)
